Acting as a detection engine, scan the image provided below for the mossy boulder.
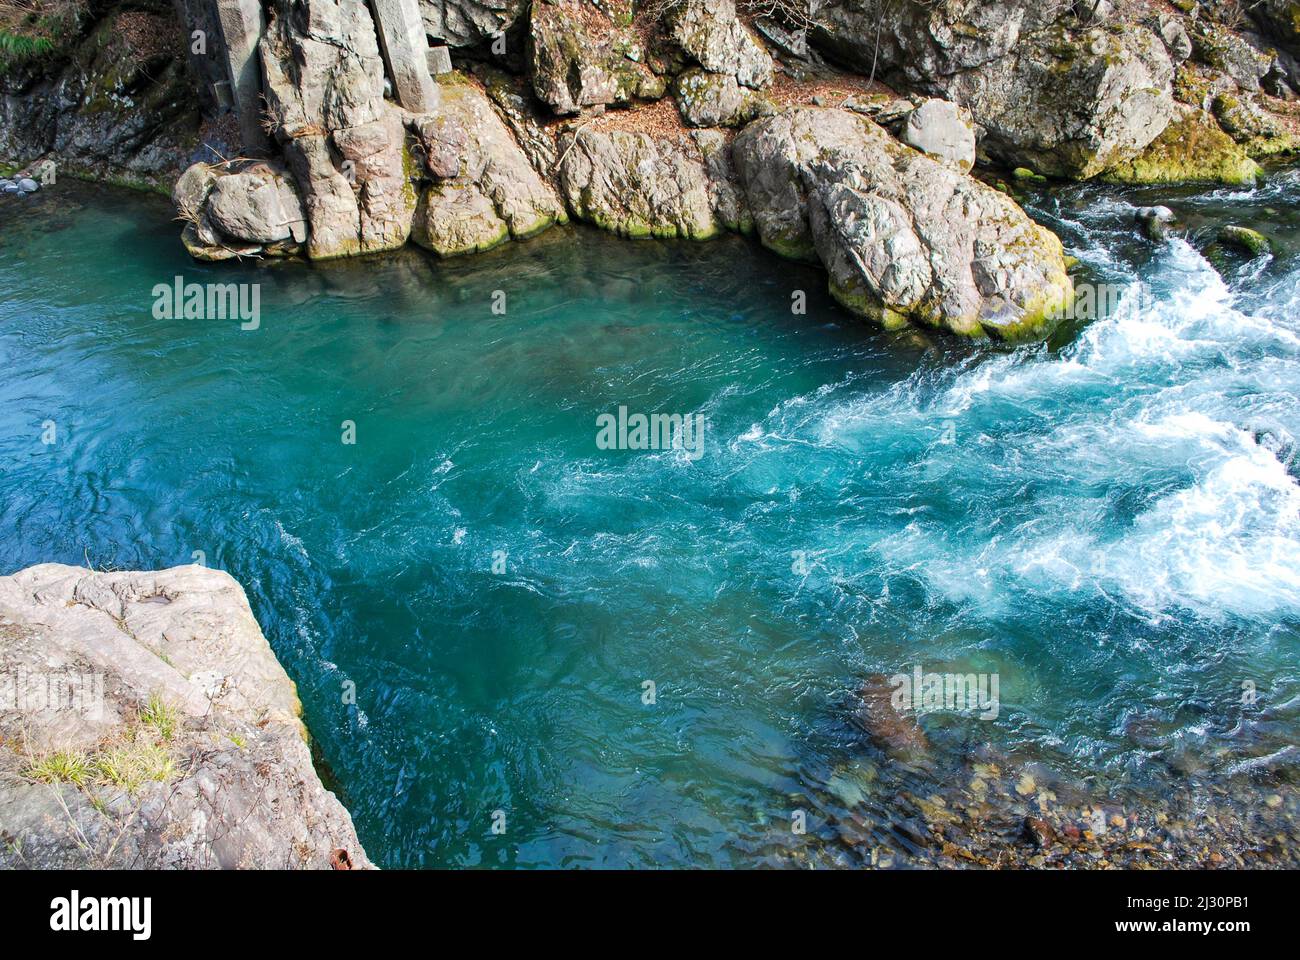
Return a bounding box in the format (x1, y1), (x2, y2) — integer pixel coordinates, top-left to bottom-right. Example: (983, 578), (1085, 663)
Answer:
(733, 108), (1074, 340)
(1211, 93), (1300, 159)
(528, 0), (662, 115)
(1219, 225), (1271, 257)
(673, 69), (771, 128)
(1103, 107), (1261, 186)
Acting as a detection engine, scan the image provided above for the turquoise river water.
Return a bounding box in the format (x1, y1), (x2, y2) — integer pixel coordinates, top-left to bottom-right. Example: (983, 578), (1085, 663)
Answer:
(1, 178), (1298, 867)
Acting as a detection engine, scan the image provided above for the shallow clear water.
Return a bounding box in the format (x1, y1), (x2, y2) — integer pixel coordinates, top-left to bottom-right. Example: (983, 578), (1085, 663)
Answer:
(1, 179), (1297, 867)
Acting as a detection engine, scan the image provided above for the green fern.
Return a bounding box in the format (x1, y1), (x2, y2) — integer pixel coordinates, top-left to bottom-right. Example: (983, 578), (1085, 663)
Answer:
(0, 31), (53, 58)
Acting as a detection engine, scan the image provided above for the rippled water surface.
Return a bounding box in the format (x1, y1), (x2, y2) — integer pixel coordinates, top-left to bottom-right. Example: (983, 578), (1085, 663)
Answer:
(2, 179), (1297, 866)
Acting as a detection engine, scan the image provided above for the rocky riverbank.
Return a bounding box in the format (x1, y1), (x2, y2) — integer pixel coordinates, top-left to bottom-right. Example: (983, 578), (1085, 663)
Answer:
(4, 1), (1300, 337)
(777, 674), (1300, 869)
(0, 563), (371, 869)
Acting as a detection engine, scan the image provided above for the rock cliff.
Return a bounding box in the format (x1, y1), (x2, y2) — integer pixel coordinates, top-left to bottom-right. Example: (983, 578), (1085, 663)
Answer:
(0, 563), (370, 869)
(3, 0), (1298, 336)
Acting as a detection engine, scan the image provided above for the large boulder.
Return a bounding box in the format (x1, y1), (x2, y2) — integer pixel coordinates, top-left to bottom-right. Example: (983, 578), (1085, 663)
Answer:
(815, 2), (1176, 179)
(944, 24), (1176, 179)
(173, 160), (308, 260)
(206, 167), (307, 244)
(555, 126), (748, 240)
(1103, 105), (1262, 186)
(733, 107), (1073, 338)
(0, 564), (372, 869)
(411, 81), (566, 256)
(528, 0), (664, 115)
(674, 69), (772, 128)
(668, 0), (774, 90)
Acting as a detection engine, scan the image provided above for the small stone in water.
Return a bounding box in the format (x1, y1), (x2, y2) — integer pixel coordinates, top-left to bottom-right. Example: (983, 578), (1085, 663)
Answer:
(1015, 773), (1036, 796)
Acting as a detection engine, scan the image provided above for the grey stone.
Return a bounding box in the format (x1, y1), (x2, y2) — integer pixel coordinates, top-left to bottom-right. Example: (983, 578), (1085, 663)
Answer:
(258, 1), (414, 258)
(1157, 14), (1192, 65)
(17, 178), (39, 193)
(1135, 205), (1175, 240)
(1192, 22), (1273, 93)
(815, 3), (1175, 180)
(674, 69), (769, 128)
(419, 0), (527, 48)
(213, 0), (269, 154)
(427, 44), (453, 76)
(411, 82), (565, 256)
(733, 107), (1073, 337)
(670, 0), (773, 90)
(529, 0), (663, 115)
(206, 166), (306, 244)
(555, 128), (736, 240)
(373, 0), (441, 113)
(901, 98), (976, 173)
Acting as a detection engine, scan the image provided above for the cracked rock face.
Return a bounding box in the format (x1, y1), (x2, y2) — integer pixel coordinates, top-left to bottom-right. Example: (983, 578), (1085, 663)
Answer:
(0, 564), (371, 869)
(258, 0), (417, 259)
(669, 0), (774, 90)
(733, 108), (1073, 338)
(816, 2), (1175, 179)
(555, 127), (746, 240)
(410, 82), (566, 256)
(528, 0), (664, 115)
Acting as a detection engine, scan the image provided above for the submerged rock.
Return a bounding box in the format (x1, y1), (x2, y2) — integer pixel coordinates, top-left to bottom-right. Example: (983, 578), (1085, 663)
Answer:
(0, 564), (371, 869)
(733, 107), (1073, 337)
(851, 673), (929, 760)
(1135, 205), (1176, 241)
(1023, 816), (1056, 850)
(1219, 224), (1271, 257)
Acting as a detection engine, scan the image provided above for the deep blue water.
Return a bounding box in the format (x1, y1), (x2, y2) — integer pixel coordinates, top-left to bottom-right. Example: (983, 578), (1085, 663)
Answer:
(1, 178), (1297, 866)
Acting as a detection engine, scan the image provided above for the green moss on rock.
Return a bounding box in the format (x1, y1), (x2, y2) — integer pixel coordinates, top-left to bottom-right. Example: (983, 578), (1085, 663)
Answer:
(1219, 225), (1271, 257)
(1103, 109), (1261, 186)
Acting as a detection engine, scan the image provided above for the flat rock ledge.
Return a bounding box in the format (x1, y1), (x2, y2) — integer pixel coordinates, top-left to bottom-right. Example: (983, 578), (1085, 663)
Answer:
(0, 563), (371, 870)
